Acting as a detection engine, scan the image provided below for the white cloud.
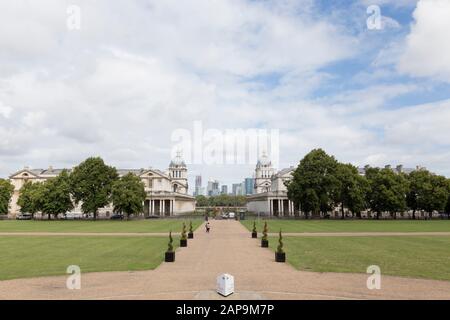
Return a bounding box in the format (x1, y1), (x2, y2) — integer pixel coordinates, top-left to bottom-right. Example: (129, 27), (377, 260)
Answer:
(398, 0), (450, 82)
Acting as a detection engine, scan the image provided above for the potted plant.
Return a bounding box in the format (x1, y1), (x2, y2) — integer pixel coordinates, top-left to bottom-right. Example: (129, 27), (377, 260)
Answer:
(261, 221), (269, 247)
(275, 230), (286, 262)
(188, 221), (194, 239)
(180, 222), (188, 247)
(165, 231), (175, 262)
(251, 220), (257, 238)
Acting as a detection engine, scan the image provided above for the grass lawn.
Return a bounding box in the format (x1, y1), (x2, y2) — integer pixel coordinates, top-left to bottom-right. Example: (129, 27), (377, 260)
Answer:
(269, 236), (450, 281)
(242, 219), (450, 233)
(0, 236), (177, 281)
(0, 219), (203, 233)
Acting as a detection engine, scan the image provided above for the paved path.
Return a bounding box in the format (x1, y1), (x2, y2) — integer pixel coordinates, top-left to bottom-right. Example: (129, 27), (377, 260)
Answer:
(1, 220), (450, 300)
(2, 231), (450, 237)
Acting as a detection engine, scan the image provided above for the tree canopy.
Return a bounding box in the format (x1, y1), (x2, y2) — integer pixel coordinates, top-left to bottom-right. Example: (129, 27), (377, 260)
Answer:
(70, 157), (118, 219)
(40, 170), (74, 220)
(17, 181), (44, 217)
(0, 179), (14, 215)
(112, 173), (146, 218)
(286, 149), (340, 218)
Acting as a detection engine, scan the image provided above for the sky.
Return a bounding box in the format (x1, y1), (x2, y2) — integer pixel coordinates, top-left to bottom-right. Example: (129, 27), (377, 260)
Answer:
(0, 0), (450, 192)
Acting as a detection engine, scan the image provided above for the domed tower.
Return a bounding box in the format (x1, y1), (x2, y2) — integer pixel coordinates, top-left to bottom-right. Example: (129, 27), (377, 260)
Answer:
(169, 151), (188, 193)
(254, 151), (274, 193)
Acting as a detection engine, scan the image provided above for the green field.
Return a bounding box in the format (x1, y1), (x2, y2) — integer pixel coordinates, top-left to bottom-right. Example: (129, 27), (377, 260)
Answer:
(0, 219), (203, 233)
(242, 219), (450, 233)
(269, 236), (450, 281)
(0, 236), (177, 281)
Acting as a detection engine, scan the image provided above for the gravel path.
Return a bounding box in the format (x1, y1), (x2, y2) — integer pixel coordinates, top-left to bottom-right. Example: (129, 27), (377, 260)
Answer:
(1, 220), (449, 300)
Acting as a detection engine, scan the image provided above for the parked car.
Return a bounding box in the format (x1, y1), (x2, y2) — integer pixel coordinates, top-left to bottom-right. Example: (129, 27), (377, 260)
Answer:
(16, 214), (32, 220)
(110, 214), (124, 220)
(62, 212), (84, 220)
(228, 212), (235, 219)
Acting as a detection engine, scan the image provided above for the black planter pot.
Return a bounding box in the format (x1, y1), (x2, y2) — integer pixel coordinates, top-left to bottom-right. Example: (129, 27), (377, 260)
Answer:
(251, 232), (257, 238)
(188, 232), (194, 239)
(165, 251), (175, 262)
(180, 239), (187, 247)
(261, 239), (269, 248)
(275, 252), (286, 263)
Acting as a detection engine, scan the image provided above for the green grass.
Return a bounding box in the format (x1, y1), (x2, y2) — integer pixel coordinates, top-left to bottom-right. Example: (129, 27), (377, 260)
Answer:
(242, 219), (450, 233)
(0, 236), (178, 281)
(269, 236), (450, 281)
(0, 219), (203, 233)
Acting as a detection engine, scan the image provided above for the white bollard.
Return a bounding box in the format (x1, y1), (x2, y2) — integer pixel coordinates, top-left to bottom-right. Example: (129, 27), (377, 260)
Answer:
(216, 274), (234, 297)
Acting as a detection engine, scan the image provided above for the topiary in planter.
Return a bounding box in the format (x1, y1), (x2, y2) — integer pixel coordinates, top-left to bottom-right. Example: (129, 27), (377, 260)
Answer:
(251, 220), (257, 238)
(275, 230), (286, 262)
(180, 222), (188, 247)
(165, 231), (175, 262)
(261, 221), (269, 247)
(188, 220), (194, 239)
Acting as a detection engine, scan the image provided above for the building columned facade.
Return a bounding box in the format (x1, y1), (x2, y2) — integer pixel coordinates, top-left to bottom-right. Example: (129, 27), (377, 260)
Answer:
(247, 153), (297, 216)
(8, 154), (196, 218)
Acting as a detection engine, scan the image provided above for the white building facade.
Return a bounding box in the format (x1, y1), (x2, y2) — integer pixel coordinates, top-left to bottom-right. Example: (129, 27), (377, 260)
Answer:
(246, 153), (298, 216)
(8, 155), (195, 218)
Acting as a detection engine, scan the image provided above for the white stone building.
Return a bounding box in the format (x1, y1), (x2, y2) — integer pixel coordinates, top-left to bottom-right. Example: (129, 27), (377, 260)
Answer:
(246, 154), (297, 216)
(8, 154), (196, 218)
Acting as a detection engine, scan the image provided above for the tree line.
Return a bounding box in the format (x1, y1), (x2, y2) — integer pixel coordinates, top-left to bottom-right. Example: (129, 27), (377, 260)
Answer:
(0, 157), (146, 219)
(286, 149), (450, 219)
(195, 194), (247, 207)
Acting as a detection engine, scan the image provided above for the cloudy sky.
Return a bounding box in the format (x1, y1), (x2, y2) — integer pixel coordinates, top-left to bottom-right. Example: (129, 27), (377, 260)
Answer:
(0, 0), (449, 191)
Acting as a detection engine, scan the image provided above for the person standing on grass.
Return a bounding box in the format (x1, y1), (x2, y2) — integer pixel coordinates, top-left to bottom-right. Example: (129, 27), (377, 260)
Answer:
(205, 221), (210, 233)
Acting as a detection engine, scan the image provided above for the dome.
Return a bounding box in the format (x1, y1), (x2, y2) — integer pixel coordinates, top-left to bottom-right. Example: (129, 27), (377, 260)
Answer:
(256, 151), (271, 167)
(169, 151), (186, 168)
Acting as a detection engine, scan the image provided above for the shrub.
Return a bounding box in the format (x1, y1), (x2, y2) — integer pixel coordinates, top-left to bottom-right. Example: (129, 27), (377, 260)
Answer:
(167, 231), (174, 252)
(262, 221), (268, 241)
(181, 222), (187, 240)
(277, 230), (284, 254)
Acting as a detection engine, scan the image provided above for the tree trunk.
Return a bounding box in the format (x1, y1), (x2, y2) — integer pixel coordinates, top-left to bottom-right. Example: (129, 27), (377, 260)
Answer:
(48, 213), (51, 220)
(412, 210), (416, 220)
(376, 212), (380, 220)
(341, 203), (345, 220)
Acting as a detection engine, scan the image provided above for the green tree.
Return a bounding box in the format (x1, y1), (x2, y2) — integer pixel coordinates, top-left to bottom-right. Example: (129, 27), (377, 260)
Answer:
(366, 168), (409, 219)
(286, 149), (340, 218)
(70, 157), (118, 220)
(17, 181), (44, 217)
(0, 179), (14, 215)
(407, 170), (448, 219)
(40, 170), (74, 220)
(111, 173), (146, 219)
(335, 163), (369, 219)
(195, 195), (209, 207)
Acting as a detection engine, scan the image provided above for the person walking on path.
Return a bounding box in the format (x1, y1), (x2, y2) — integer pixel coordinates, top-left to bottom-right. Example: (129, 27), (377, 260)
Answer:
(205, 222), (211, 233)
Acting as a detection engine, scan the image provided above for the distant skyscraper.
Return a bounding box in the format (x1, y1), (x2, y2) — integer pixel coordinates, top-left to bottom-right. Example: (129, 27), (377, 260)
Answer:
(194, 175), (202, 196)
(207, 179), (220, 196)
(221, 185), (228, 194)
(232, 183), (240, 195)
(244, 178), (254, 195)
